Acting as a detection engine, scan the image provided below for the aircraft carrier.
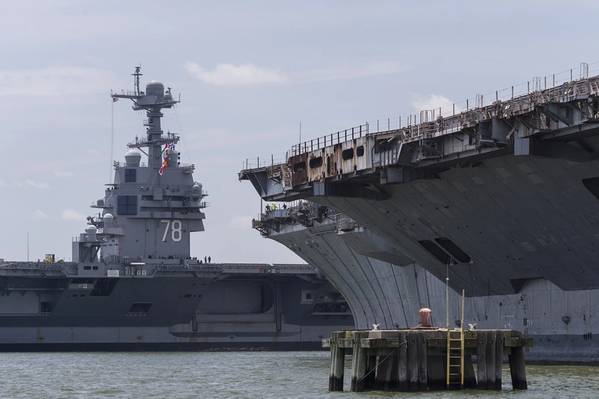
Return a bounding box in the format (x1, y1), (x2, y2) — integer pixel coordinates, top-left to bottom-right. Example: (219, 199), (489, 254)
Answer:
(0, 67), (353, 351)
(240, 64), (599, 362)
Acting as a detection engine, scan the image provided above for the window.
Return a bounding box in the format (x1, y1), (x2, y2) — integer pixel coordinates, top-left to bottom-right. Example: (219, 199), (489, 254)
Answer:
(342, 148), (354, 160)
(309, 157), (323, 168)
(356, 146), (365, 157)
(125, 169), (137, 183)
(117, 195), (138, 215)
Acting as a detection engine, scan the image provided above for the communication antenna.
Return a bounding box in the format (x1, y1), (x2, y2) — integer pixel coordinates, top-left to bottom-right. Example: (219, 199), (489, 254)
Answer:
(299, 121), (302, 143)
(133, 66), (142, 95)
(26, 232), (30, 261)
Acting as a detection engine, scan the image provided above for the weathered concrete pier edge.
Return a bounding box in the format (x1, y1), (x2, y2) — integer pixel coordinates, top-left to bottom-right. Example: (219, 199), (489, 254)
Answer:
(325, 329), (528, 392)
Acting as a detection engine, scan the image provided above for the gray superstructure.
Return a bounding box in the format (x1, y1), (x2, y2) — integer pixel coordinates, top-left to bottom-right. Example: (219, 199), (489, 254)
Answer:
(240, 65), (599, 362)
(0, 67), (352, 350)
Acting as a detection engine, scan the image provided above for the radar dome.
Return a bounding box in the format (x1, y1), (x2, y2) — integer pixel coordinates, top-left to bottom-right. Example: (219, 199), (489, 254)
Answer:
(125, 150), (142, 167)
(85, 225), (97, 234)
(146, 81), (164, 97)
(192, 182), (203, 194)
(103, 213), (114, 228)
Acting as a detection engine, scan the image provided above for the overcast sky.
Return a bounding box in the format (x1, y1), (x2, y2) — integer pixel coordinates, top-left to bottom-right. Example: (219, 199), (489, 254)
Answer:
(1, 0), (598, 263)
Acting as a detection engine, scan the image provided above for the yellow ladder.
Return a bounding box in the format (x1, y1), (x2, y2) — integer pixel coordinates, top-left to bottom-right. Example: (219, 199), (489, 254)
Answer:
(446, 289), (465, 388)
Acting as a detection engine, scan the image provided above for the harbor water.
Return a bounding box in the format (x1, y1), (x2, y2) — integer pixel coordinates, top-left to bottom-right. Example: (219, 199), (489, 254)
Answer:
(0, 351), (597, 398)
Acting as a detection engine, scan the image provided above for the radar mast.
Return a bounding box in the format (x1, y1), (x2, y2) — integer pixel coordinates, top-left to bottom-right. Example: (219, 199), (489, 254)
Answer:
(111, 66), (180, 171)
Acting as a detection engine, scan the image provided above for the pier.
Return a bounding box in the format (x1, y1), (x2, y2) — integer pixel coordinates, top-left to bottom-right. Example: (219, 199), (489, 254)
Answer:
(325, 328), (528, 392)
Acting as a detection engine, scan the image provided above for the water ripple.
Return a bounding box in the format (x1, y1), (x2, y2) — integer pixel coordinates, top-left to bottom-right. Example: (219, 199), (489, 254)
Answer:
(0, 352), (597, 398)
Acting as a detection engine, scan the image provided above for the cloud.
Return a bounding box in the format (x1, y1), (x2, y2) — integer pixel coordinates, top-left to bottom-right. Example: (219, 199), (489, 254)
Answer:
(31, 209), (48, 221)
(23, 179), (49, 189)
(300, 61), (403, 83)
(0, 66), (115, 96)
(185, 60), (403, 87)
(185, 62), (288, 87)
(61, 209), (85, 221)
(53, 170), (74, 178)
(411, 94), (458, 114)
(228, 215), (254, 230)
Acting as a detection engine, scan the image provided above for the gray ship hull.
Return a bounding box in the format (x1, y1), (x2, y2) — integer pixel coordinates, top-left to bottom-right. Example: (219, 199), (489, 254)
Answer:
(261, 210), (599, 363)
(239, 71), (599, 363)
(0, 264), (353, 351)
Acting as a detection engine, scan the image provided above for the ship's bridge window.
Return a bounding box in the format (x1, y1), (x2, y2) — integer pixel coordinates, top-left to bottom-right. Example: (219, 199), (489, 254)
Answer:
(117, 195), (138, 216)
(125, 168), (137, 183)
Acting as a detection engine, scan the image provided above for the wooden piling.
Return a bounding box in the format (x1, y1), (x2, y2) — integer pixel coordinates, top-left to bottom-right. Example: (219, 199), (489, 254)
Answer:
(350, 339), (367, 392)
(397, 332), (408, 391)
(476, 331), (488, 389)
(417, 334), (428, 389)
(374, 349), (394, 390)
(407, 333), (419, 390)
(328, 344), (344, 392)
(363, 353), (376, 390)
(427, 352), (445, 389)
(463, 354), (477, 388)
(494, 331), (504, 390)
(486, 331), (497, 389)
(509, 346), (528, 390)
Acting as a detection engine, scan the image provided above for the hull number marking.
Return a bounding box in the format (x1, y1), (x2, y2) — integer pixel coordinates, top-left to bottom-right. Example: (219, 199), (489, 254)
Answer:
(161, 219), (182, 242)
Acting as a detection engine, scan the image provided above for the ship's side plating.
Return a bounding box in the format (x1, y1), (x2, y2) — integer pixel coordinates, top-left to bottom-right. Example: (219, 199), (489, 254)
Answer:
(240, 68), (599, 362)
(0, 262), (352, 350)
(255, 204), (599, 362)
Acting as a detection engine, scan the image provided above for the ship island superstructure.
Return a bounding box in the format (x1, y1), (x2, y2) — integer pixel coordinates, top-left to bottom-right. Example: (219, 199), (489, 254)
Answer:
(0, 67), (352, 350)
(241, 64), (599, 362)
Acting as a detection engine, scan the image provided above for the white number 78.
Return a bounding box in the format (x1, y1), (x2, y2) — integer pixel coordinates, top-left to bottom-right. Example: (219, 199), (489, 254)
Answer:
(160, 219), (182, 242)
